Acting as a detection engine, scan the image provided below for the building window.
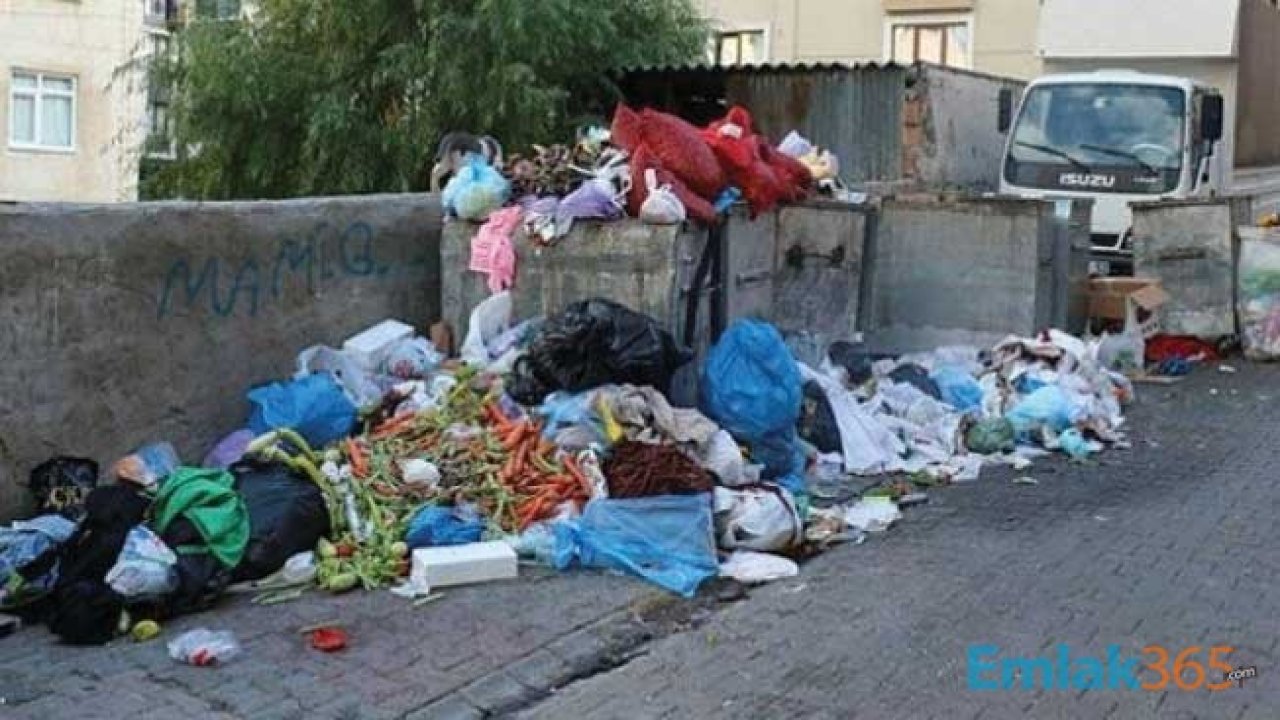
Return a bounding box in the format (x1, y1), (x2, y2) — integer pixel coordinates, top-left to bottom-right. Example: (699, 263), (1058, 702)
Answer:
(195, 0), (241, 20)
(146, 33), (175, 158)
(714, 30), (767, 66)
(9, 71), (76, 151)
(886, 14), (972, 69)
(145, 0), (179, 27)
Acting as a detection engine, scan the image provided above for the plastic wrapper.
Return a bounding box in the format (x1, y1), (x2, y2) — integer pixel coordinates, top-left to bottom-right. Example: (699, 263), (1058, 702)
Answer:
(169, 628), (241, 666)
(382, 337), (443, 380)
(106, 526), (178, 599)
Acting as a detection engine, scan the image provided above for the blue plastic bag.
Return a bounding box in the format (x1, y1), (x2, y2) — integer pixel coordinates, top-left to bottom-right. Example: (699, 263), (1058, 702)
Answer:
(701, 320), (803, 479)
(248, 374), (356, 448)
(442, 153), (510, 221)
(931, 365), (983, 414)
(405, 505), (485, 548)
(552, 494), (717, 598)
(1005, 386), (1081, 439)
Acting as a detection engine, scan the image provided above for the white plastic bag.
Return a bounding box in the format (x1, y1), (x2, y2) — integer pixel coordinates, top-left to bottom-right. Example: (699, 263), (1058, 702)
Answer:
(700, 430), (747, 486)
(801, 364), (905, 475)
(844, 497), (901, 533)
(461, 291), (513, 367)
(106, 526), (178, 599)
(719, 550), (799, 584)
(713, 486), (803, 552)
(296, 345), (385, 408)
(639, 169), (686, 225)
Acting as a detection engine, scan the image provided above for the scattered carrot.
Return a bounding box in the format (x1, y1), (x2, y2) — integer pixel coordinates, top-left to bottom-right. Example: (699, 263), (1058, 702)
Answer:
(346, 438), (369, 478)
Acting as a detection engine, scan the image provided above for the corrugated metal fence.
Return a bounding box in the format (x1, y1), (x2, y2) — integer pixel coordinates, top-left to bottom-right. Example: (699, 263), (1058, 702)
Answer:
(619, 63), (909, 184)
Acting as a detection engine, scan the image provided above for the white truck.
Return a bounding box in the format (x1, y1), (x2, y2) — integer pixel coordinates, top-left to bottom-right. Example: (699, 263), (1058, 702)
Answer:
(997, 0), (1280, 274)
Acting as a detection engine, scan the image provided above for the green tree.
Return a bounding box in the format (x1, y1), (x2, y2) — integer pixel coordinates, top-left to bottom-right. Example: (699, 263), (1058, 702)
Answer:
(146, 0), (707, 199)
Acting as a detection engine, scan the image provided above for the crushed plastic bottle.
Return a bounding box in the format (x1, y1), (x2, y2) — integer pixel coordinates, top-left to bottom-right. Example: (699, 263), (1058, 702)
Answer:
(168, 628), (240, 667)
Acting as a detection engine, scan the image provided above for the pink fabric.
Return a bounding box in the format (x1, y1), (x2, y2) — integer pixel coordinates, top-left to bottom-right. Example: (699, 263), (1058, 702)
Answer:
(470, 207), (522, 293)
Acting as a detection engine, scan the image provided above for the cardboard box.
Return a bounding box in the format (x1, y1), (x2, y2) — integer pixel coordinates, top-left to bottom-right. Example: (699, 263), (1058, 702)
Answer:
(1088, 278), (1169, 337)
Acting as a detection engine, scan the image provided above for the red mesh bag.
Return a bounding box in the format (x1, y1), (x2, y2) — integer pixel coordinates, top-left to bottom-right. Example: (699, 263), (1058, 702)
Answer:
(758, 139), (813, 203)
(610, 104), (644, 153)
(734, 158), (786, 217)
(702, 106), (759, 176)
(628, 144), (719, 225)
(637, 109), (726, 200)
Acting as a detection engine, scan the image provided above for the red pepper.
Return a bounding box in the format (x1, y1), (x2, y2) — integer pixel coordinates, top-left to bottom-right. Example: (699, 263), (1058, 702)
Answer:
(310, 627), (348, 653)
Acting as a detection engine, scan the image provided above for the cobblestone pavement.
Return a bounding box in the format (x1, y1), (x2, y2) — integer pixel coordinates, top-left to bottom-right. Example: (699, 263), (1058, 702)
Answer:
(1, 364), (1277, 719)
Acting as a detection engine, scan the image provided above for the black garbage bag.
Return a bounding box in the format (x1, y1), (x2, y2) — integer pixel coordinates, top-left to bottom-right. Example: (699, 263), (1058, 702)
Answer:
(798, 381), (842, 454)
(28, 457), (99, 520)
(230, 459), (331, 582)
(827, 342), (874, 387)
(509, 298), (691, 405)
(153, 515), (234, 618)
(889, 363), (941, 400)
(25, 485), (149, 645)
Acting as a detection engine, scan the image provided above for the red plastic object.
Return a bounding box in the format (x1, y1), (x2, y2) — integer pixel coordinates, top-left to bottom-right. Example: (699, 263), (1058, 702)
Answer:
(310, 627), (348, 653)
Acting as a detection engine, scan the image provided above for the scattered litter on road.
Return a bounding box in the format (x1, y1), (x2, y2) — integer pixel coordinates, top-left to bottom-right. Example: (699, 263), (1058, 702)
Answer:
(719, 551), (799, 585)
(168, 628), (240, 667)
(309, 626), (348, 653)
(1012, 476), (1040, 486)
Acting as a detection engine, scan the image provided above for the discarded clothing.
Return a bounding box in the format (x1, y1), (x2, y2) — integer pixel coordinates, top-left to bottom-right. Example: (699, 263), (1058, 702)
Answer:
(470, 206), (522, 293)
(153, 468), (250, 569)
(603, 385), (719, 446)
(0, 515), (76, 597)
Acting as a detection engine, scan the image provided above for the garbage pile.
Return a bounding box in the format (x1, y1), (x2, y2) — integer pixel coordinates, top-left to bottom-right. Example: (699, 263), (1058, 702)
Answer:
(798, 329), (1135, 487)
(0, 296), (1138, 648)
(439, 105), (845, 258)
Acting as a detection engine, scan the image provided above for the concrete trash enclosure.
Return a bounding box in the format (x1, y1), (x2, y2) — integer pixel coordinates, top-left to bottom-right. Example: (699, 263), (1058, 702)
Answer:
(442, 195), (1092, 371)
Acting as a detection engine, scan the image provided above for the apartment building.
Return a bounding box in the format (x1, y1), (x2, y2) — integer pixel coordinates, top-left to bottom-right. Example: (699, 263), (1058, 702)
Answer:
(1, 0), (240, 202)
(697, 0), (1041, 79)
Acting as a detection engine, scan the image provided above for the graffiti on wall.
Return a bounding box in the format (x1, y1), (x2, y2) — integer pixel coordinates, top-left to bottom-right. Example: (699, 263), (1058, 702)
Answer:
(157, 220), (421, 319)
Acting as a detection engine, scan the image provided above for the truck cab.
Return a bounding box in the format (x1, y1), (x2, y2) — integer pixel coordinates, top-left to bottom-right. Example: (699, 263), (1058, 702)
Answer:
(998, 70), (1225, 274)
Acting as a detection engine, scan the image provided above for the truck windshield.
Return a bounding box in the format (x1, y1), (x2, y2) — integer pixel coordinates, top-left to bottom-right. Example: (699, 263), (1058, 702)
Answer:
(1005, 83), (1186, 194)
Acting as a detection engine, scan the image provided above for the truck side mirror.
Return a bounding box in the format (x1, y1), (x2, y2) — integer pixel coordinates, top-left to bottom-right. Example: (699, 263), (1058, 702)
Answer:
(997, 88), (1014, 133)
(1202, 94), (1224, 142)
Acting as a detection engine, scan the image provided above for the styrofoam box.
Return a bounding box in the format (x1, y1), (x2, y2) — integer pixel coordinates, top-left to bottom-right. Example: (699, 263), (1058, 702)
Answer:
(342, 319), (414, 371)
(410, 542), (518, 589)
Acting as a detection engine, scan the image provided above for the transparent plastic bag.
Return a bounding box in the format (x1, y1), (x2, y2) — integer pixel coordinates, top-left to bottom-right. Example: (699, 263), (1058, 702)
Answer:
(382, 337), (443, 380)
(713, 485), (803, 552)
(168, 628), (241, 666)
(296, 345), (385, 409)
(552, 494), (716, 598)
(112, 442), (180, 490)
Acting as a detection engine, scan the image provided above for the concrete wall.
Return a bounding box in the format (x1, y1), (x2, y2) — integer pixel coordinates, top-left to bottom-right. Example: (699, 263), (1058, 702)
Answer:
(0, 194), (442, 519)
(861, 196), (1081, 352)
(0, 0), (148, 202)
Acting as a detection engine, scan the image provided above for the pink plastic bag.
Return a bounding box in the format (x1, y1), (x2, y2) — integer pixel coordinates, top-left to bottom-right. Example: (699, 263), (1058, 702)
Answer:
(470, 207), (522, 293)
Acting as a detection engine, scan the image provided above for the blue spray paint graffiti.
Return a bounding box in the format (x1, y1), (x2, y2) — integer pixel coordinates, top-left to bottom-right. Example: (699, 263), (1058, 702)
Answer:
(157, 221), (398, 319)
